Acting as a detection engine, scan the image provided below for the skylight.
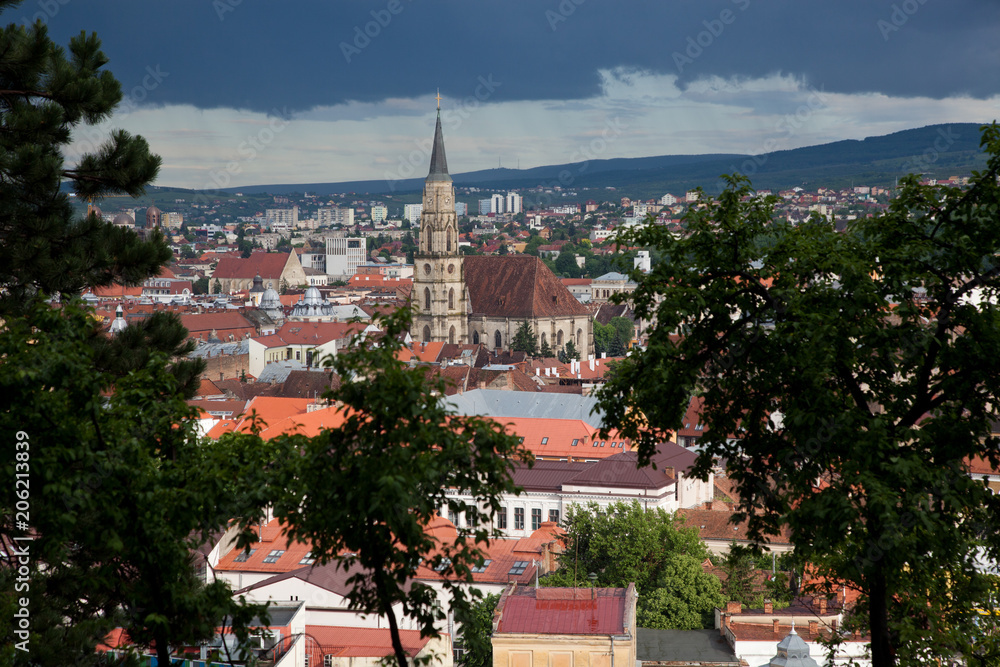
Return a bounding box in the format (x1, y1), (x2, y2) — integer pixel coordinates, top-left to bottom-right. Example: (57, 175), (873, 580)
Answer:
(508, 561), (529, 576)
(434, 558), (452, 572)
(541, 437), (548, 445)
(262, 549), (285, 563)
(571, 439), (579, 446)
(299, 552), (316, 565)
(233, 548), (256, 563)
(471, 560), (492, 573)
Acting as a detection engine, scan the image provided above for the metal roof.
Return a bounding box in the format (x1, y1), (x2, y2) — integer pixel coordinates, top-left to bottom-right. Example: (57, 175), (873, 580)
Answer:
(444, 389), (606, 428)
(635, 628), (740, 664)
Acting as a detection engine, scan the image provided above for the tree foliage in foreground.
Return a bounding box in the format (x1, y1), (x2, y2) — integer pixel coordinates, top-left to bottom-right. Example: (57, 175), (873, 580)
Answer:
(541, 501), (723, 630)
(0, 11), (167, 318)
(597, 124), (1000, 666)
(0, 301), (272, 667)
(269, 308), (533, 667)
(458, 593), (499, 667)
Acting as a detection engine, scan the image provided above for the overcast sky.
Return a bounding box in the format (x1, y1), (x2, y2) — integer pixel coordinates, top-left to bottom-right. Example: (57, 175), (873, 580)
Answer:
(20, 0), (1000, 190)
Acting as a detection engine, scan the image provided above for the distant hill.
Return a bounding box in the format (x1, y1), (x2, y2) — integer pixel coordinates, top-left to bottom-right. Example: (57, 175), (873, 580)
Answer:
(189, 122), (990, 200)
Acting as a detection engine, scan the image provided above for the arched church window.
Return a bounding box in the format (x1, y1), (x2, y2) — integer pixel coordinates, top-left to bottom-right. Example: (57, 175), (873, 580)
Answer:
(494, 330), (502, 349)
(557, 330), (564, 347)
(449, 326), (456, 344)
(448, 288), (454, 310)
(446, 228), (452, 252)
(540, 332), (547, 349)
(577, 328), (583, 348)
(423, 325), (431, 343)
(425, 228), (431, 252)
(473, 330), (480, 345)
(424, 287), (431, 311)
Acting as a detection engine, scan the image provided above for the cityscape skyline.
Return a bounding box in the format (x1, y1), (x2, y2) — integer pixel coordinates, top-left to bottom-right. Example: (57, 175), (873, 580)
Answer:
(24, 0), (1000, 189)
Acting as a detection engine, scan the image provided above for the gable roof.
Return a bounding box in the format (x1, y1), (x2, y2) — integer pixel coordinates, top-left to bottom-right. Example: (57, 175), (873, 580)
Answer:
(464, 255), (590, 318)
(213, 252), (293, 280)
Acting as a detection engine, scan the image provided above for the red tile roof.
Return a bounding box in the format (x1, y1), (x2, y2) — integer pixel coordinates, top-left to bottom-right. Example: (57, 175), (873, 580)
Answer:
(306, 626), (431, 659)
(213, 252), (292, 280)
(496, 586), (627, 635)
(178, 311), (255, 335)
(464, 256), (590, 318)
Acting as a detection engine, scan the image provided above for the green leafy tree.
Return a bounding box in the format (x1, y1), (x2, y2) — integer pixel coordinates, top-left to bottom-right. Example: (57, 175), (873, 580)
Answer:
(458, 593), (499, 667)
(270, 308), (533, 667)
(0, 300), (271, 667)
(720, 543), (758, 608)
(554, 249), (581, 278)
(193, 276), (210, 294)
(213, 278), (223, 294)
(512, 320), (538, 356)
(542, 501), (723, 629)
(597, 125), (1000, 666)
(539, 338), (554, 358)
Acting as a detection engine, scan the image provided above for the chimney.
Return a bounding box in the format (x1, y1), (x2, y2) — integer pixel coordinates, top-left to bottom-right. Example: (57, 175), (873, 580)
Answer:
(726, 601), (741, 615)
(815, 596), (827, 614)
(589, 358), (595, 371)
(808, 620), (818, 636)
(601, 352), (606, 359)
(764, 599), (773, 614)
(772, 618), (780, 633)
(535, 368), (540, 376)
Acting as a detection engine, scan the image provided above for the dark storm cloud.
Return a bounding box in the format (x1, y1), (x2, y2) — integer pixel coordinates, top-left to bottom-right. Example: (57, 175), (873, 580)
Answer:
(18, 0), (1000, 115)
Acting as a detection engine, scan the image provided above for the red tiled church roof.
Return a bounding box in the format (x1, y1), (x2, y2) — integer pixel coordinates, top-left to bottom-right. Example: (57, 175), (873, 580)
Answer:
(464, 256), (590, 318)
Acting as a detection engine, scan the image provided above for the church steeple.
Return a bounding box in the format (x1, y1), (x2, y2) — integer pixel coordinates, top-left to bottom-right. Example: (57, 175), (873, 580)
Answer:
(411, 99), (466, 346)
(427, 107), (451, 182)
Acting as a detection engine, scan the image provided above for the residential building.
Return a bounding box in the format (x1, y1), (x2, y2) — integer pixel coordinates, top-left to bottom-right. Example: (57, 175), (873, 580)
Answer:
(491, 583), (638, 667)
(266, 207), (299, 230)
(491, 193), (505, 214)
(316, 206), (355, 227)
(370, 205), (388, 223)
(455, 201), (468, 216)
(479, 199), (492, 215)
(404, 203), (423, 224)
(246, 320), (362, 378)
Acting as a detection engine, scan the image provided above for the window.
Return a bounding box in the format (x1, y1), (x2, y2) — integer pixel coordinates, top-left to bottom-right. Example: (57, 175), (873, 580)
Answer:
(541, 437), (548, 445)
(593, 441), (599, 447)
(449, 509), (458, 527)
(495, 330), (502, 349)
(571, 439), (579, 446)
(497, 506), (507, 530)
(324, 656), (334, 667)
(471, 559), (493, 573)
(434, 558), (452, 572)
(518, 436), (525, 444)
(262, 549), (285, 563)
(424, 287), (431, 311)
(508, 561), (529, 576)
(531, 508), (542, 531)
(514, 507), (525, 530)
(549, 509), (560, 524)
(600, 441), (605, 447)
(448, 288), (454, 310)
(233, 548), (256, 563)
(299, 552), (316, 565)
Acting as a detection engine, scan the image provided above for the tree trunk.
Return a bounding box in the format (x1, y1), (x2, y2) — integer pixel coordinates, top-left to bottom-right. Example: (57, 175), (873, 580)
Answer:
(869, 563), (895, 667)
(374, 570), (411, 667)
(155, 630), (171, 667)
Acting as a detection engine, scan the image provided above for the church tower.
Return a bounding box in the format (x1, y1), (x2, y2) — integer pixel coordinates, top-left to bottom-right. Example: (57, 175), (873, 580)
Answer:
(411, 100), (467, 345)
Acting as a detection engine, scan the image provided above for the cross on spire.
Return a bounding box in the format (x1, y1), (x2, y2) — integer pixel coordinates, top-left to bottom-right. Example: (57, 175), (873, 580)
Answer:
(435, 89), (442, 109)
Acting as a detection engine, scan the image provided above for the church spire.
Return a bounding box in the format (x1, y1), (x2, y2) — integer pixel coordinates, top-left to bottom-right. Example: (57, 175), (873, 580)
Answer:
(427, 102), (451, 182)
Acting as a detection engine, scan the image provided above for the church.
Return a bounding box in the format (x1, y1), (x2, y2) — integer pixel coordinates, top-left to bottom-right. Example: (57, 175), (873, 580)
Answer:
(411, 104), (592, 355)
